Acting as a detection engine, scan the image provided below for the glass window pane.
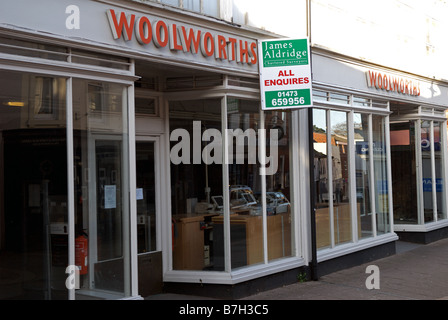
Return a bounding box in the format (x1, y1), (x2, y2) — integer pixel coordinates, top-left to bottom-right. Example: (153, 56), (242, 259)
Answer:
(71, 50), (130, 70)
(135, 97), (156, 115)
(421, 120), (434, 222)
(203, 0), (219, 16)
(227, 99), (263, 269)
(372, 115), (390, 233)
(330, 110), (351, 245)
(313, 90), (328, 102)
(391, 121), (418, 224)
(313, 109), (331, 249)
(354, 113), (372, 238)
(0, 36), (68, 61)
(169, 99), (223, 271)
(329, 93), (349, 105)
(0, 70), (67, 299)
(434, 122), (446, 220)
(183, 0), (200, 12)
(265, 111), (292, 261)
(73, 79), (131, 296)
(160, 0), (179, 7)
(136, 142), (157, 253)
(353, 97), (370, 108)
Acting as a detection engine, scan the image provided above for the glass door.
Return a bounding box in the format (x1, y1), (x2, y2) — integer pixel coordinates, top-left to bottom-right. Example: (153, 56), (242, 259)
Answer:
(136, 140), (157, 254)
(135, 138), (162, 297)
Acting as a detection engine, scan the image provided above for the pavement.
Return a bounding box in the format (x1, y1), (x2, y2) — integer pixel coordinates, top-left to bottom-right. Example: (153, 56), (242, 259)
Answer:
(241, 239), (448, 300)
(146, 238), (448, 301)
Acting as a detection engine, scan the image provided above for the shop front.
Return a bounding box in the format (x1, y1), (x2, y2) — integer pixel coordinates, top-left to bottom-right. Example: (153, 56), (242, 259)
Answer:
(0, 0), (311, 300)
(311, 47), (448, 274)
(4, 0), (447, 301)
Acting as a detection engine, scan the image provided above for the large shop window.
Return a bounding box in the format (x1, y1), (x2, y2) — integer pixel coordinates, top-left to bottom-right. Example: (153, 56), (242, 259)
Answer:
(392, 119), (447, 225)
(0, 70), (68, 299)
(169, 98), (294, 273)
(313, 108), (391, 250)
(169, 99), (224, 271)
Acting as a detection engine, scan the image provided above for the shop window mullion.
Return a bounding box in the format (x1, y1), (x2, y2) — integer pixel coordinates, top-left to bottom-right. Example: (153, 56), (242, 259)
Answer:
(259, 110), (268, 264)
(430, 121), (438, 222)
(384, 115), (394, 232)
(291, 110), (301, 257)
(327, 110), (335, 248)
(348, 111), (358, 243)
(368, 114), (377, 237)
(122, 86), (131, 297)
(442, 120), (448, 220)
(66, 77), (76, 300)
(222, 95), (231, 273)
(126, 81), (139, 296)
(415, 121), (424, 224)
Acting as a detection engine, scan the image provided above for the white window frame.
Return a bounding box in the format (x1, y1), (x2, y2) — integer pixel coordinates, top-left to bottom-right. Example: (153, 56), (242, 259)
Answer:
(162, 87), (307, 285)
(312, 89), (398, 263)
(394, 117), (448, 232)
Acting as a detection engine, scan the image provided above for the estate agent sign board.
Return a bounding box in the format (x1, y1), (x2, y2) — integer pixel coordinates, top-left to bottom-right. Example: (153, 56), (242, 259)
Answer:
(259, 38), (312, 110)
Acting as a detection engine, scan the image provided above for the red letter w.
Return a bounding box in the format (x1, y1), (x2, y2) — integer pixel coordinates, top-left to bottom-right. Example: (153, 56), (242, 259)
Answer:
(106, 9), (135, 41)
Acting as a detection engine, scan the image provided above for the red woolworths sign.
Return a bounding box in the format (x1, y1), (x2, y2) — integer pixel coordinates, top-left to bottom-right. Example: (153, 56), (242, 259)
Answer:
(366, 70), (420, 96)
(106, 9), (258, 66)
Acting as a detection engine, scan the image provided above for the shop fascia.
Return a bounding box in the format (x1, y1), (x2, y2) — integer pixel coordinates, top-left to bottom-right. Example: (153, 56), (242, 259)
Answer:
(366, 69), (421, 96)
(106, 9), (258, 65)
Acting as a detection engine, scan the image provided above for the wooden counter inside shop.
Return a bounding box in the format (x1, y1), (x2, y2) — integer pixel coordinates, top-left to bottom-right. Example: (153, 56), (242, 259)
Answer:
(172, 213), (216, 270)
(212, 213), (291, 268)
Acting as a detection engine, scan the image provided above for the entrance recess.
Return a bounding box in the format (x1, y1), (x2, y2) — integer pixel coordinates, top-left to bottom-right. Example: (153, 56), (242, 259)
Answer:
(136, 138), (162, 297)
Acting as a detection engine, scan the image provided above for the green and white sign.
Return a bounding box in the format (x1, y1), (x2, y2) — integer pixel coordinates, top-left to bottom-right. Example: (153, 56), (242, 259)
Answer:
(258, 38), (312, 110)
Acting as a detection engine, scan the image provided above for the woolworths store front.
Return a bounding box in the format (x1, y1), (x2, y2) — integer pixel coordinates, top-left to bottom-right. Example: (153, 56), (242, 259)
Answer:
(1, 0), (448, 301)
(0, 0), (313, 300)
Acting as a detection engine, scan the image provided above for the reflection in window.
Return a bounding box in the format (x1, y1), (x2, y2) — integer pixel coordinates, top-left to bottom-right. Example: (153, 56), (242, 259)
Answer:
(135, 97), (156, 115)
(202, 0), (219, 16)
(159, 0), (219, 17)
(34, 77), (55, 117)
(372, 115), (390, 234)
(313, 109), (330, 249)
(421, 121), (446, 223)
(391, 121), (418, 224)
(0, 70), (67, 299)
(330, 111), (351, 245)
(227, 99), (263, 269)
(72, 79), (130, 296)
(421, 120), (433, 222)
(314, 108), (391, 249)
(88, 84), (103, 112)
(354, 113), (372, 238)
(265, 110), (292, 261)
(434, 122), (446, 220)
(169, 99), (223, 271)
(160, 0), (179, 7)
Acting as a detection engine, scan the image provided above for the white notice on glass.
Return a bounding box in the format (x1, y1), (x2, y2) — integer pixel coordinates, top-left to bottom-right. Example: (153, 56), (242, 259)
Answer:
(136, 188), (144, 200)
(104, 185), (116, 209)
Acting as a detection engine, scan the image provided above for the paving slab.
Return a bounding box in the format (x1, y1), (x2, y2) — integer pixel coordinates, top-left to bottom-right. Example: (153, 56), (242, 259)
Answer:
(241, 239), (448, 300)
